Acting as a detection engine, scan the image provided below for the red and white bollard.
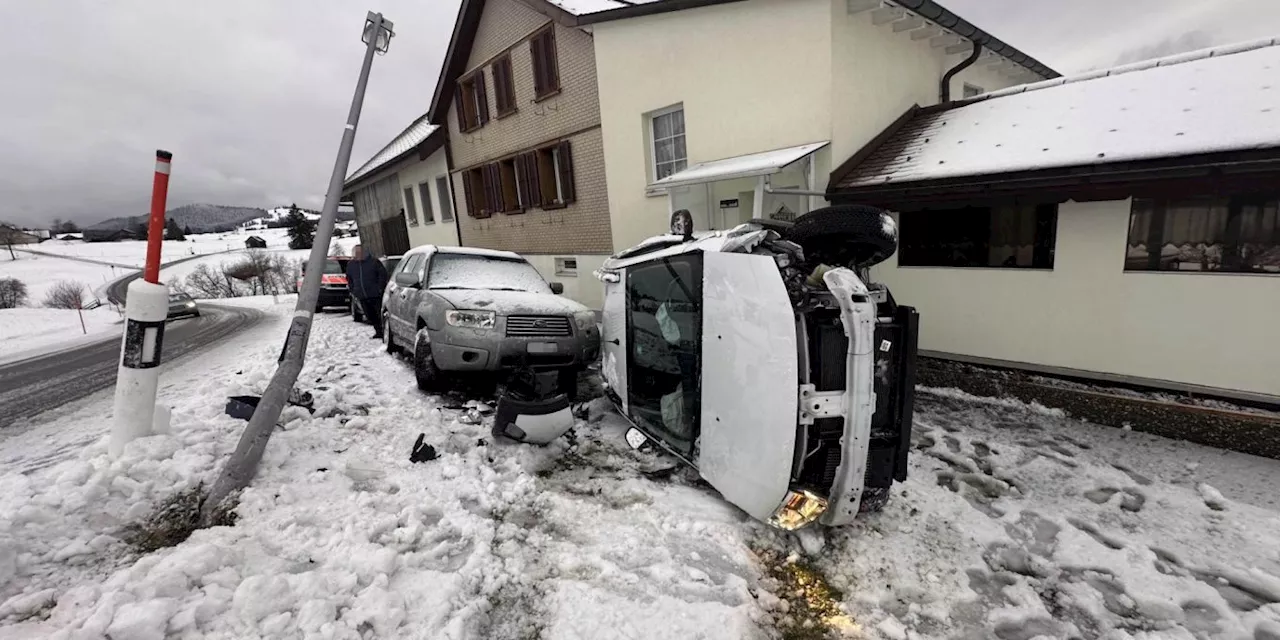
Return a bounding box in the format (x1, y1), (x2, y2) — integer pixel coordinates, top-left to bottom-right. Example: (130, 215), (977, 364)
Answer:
(110, 150), (173, 457)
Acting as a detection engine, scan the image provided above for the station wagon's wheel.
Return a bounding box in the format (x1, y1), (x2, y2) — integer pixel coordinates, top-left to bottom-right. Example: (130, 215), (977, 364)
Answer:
(413, 328), (439, 392)
(383, 311), (401, 355)
(785, 205), (898, 269)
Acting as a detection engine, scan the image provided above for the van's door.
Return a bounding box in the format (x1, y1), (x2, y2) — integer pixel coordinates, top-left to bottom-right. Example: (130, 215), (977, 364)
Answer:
(600, 272), (628, 413)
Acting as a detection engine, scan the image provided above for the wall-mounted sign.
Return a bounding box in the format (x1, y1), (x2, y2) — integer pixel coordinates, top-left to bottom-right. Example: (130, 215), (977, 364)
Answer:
(719, 199), (739, 209)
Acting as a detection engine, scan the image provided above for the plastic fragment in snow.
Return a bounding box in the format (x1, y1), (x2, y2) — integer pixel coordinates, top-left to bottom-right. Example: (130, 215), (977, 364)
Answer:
(410, 434), (437, 463)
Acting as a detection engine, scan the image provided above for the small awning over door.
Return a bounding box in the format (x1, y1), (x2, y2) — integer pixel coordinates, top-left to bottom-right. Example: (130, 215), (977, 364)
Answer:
(650, 141), (829, 190)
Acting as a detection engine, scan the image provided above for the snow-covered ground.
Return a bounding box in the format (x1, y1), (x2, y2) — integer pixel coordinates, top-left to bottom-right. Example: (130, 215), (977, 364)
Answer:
(0, 254), (123, 305)
(1, 305), (1278, 639)
(17, 229), (283, 268)
(0, 308), (124, 365)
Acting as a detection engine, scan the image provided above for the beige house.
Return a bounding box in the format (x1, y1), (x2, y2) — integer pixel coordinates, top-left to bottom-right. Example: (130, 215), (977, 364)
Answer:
(342, 116), (459, 257)
(427, 0), (617, 308)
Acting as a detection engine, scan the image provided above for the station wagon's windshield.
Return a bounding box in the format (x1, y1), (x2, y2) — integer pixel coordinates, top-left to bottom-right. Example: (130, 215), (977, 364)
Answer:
(427, 253), (551, 293)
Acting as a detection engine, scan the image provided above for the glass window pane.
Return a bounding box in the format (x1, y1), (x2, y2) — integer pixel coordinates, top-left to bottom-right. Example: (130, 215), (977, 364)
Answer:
(673, 134), (687, 163)
(436, 177), (454, 221)
(653, 112), (672, 140)
(655, 138), (675, 164)
(670, 109), (685, 135)
(419, 183), (434, 223)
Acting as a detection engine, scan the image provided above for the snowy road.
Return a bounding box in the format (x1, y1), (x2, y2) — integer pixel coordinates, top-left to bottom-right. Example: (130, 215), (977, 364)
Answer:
(1, 304), (1279, 639)
(0, 303), (265, 430)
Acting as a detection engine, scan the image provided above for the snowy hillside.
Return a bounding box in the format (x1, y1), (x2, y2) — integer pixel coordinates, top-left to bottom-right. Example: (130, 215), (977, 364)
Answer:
(89, 204), (268, 234)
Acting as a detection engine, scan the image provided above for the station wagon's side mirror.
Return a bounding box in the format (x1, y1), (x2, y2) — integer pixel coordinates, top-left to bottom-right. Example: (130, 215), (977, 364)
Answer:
(394, 271), (421, 288)
(549, 282), (564, 295)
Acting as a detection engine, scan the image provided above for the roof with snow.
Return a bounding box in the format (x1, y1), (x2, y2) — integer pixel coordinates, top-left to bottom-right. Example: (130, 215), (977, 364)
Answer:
(344, 115), (439, 187)
(832, 37), (1280, 197)
(542, 0), (664, 16)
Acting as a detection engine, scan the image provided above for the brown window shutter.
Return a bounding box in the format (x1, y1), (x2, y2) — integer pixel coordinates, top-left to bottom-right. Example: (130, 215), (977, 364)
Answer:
(525, 151), (544, 208)
(492, 61), (506, 114)
(475, 71), (490, 125)
(530, 36), (545, 97)
(557, 140), (575, 204)
(545, 31), (560, 94)
(461, 172), (476, 218)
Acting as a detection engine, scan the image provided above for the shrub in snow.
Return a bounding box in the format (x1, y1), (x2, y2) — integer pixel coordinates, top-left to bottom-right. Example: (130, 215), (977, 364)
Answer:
(0, 276), (27, 308)
(42, 279), (87, 309)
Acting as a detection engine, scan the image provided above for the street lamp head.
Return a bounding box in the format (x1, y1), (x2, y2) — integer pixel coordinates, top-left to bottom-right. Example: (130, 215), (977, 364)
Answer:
(363, 12), (395, 54)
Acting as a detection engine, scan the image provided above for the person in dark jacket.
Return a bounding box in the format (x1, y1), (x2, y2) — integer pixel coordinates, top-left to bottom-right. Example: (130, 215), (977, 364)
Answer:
(346, 245), (389, 339)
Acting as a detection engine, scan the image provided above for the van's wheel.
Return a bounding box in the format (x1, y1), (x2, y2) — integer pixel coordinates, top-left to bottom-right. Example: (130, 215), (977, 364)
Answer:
(784, 205), (898, 269)
(383, 313), (401, 355)
(413, 328), (439, 392)
(859, 486), (891, 513)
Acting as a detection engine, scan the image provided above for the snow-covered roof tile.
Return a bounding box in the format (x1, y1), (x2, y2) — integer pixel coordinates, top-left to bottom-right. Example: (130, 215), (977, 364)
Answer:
(652, 141), (829, 189)
(835, 38), (1280, 190)
(544, 0), (666, 17)
(345, 115), (438, 186)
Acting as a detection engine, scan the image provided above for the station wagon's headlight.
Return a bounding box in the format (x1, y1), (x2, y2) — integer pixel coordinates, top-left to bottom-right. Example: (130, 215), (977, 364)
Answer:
(573, 310), (597, 332)
(446, 309), (495, 329)
(768, 490), (828, 531)
(186, 302), (195, 308)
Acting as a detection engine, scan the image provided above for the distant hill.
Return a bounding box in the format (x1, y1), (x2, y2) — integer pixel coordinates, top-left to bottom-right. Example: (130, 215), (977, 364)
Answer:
(89, 204), (270, 234)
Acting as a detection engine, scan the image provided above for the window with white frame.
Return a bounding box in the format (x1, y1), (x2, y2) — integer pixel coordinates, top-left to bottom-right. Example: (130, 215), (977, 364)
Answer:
(555, 257), (578, 277)
(402, 187), (419, 226)
(435, 176), (454, 221)
(650, 106), (687, 182)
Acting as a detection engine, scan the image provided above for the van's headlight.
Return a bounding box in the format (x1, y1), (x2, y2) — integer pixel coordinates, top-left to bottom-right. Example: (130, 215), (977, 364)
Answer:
(768, 490), (828, 531)
(573, 310), (597, 332)
(446, 310), (495, 329)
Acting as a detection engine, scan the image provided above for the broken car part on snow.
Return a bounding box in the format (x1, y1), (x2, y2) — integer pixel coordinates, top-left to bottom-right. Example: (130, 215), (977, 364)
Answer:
(599, 205), (919, 531)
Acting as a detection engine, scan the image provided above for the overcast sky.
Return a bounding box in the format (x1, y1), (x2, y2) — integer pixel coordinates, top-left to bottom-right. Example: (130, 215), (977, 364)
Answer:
(2, 0), (1278, 228)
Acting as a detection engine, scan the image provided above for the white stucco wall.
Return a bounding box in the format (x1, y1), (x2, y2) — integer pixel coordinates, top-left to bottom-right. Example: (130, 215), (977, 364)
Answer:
(398, 148), (460, 250)
(524, 254), (608, 310)
(871, 200), (1280, 398)
(594, 0), (833, 253)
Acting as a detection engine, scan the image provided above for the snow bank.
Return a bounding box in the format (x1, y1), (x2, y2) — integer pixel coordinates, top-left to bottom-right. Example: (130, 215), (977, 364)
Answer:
(0, 253), (122, 305)
(0, 307), (123, 364)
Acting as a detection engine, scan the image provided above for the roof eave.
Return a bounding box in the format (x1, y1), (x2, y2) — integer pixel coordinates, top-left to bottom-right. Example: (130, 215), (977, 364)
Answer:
(342, 128), (447, 195)
(576, 0), (749, 25)
(828, 148), (1280, 207)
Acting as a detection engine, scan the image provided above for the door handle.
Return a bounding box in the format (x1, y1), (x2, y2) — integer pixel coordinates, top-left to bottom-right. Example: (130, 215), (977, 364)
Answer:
(607, 339), (620, 346)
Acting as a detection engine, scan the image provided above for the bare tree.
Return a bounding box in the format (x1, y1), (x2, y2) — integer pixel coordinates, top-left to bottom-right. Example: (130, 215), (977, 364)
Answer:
(43, 280), (87, 309)
(0, 277), (28, 308)
(185, 263), (235, 298)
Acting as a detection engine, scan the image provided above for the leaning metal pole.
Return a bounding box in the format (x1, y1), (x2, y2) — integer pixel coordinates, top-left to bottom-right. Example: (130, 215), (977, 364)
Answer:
(202, 13), (388, 523)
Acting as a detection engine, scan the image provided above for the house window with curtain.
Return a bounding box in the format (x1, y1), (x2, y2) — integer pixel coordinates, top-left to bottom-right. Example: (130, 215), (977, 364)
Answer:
(436, 176), (454, 222)
(1125, 195), (1280, 273)
(898, 204), (1058, 269)
(650, 106), (687, 182)
(418, 183), (434, 224)
(402, 187), (419, 226)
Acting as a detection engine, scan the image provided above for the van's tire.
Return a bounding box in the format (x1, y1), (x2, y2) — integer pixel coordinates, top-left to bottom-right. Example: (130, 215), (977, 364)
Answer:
(785, 205), (898, 269)
(859, 486), (891, 513)
(749, 218), (794, 235)
(413, 328), (440, 392)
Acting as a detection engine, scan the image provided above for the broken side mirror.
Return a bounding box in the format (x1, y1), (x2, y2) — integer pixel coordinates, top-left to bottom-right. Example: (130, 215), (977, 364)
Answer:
(549, 282), (564, 295)
(625, 427), (647, 450)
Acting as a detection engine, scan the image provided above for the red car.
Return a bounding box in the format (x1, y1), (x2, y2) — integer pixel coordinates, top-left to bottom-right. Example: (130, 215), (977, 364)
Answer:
(298, 257), (351, 310)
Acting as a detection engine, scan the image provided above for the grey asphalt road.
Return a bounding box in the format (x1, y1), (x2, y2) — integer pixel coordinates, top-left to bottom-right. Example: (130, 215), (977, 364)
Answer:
(0, 303), (265, 429)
